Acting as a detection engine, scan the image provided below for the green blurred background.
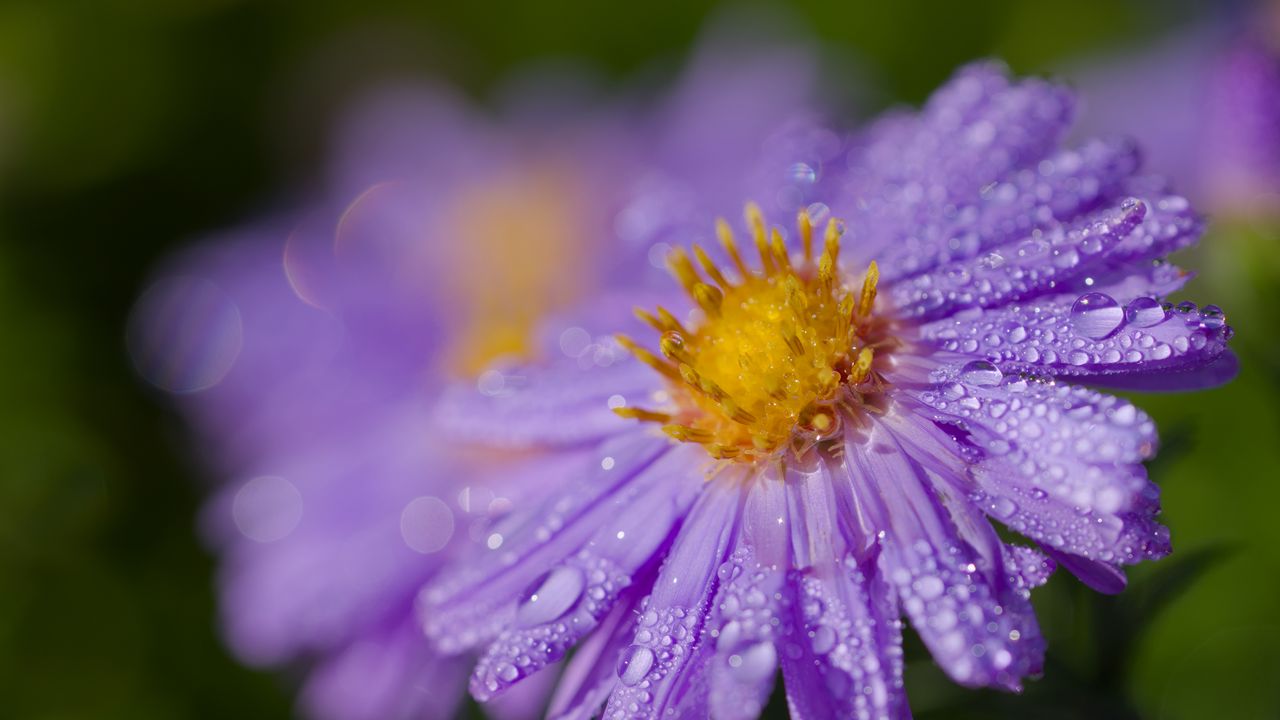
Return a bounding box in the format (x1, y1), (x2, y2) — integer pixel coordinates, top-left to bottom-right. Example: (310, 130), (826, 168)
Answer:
(1, 1), (1276, 718)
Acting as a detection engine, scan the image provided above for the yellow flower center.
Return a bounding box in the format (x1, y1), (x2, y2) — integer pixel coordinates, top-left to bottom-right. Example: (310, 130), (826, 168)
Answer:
(616, 203), (891, 463)
(443, 162), (594, 375)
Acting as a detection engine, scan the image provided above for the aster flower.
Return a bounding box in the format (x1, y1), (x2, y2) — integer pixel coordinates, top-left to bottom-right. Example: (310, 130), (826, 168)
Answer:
(422, 62), (1235, 719)
(127, 26), (821, 720)
(1067, 11), (1280, 216)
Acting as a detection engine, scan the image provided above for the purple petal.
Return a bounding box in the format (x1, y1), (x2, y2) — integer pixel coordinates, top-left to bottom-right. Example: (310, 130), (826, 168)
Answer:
(469, 446), (703, 700)
(603, 481), (743, 719)
(208, 410), (458, 664)
(1086, 349), (1239, 392)
(873, 137), (1140, 282)
(300, 616), (466, 720)
(841, 414), (1045, 690)
(705, 480), (788, 720)
(1107, 187), (1203, 263)
(848, 61), (1074, 202)
(435, 354), (655, 449)
(545, 585), (652, 720)
(775, 468), (907, 720)
(836, 62), (1077, 267)
(420, 433), (671, 653)
(908, 370), (1171, 565)
(918, 294), (1232, 382)
(889, 197), (1147, 321)
(1042, 547), (1128, 595)
(913, 365), (1159, 466)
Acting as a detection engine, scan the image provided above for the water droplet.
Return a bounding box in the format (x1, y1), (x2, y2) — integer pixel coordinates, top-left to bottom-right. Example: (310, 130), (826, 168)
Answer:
(515, 566), (586, 628)
(914, 575), (945, 599)
(788, 162), (817, 184)
(1051, 248), (1079, 269)
(805, 202), (830, 225)
(1199, 304), (1226, 329)
(959, 360), (1003, 387)
(1070, 292), (1122, 339)
(811, 625), (836, 654)
(991, 496), (1018, 519)
(978, 252), (1006, 270)
(729, 641), (777, 681)
(617, 645), (654, 686)
(1124, 296), (1166, 327)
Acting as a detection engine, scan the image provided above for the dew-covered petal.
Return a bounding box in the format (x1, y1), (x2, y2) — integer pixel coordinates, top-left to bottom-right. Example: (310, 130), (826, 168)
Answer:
(420, 433), (674, 653)
(469, 447), (702, 700)
(1042, 547), (1127, 595)
(603, 481), (743, 719)
(1087, 349), (1239, 392)
(300, 616), (467, 720)
(847, 62), (1074, 207)
(840, 414), (1044, 690)
(469, 554), (632, 701)
(889, 197), (1147, 321)
(776, 468), (907, 720)
(435, 351), (655, 449)
(884, 409), (1058, 595)
(705, 480), (788, 720)
(546, 586), (650, 720)
(873, 137), (1140, 281)
(918, 292), (1233, 382)
(914, 364), (1159, 465)
(1106, 186), (1203, 263)
(908, 370), (1171, 565)
(1004, 545), (1056, 590)
(433, 292), (687, 449)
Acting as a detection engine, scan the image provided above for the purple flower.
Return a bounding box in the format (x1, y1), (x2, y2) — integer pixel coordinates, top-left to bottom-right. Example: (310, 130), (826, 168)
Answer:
(1066, 16), (1280, 216)
(422, 62), (1235, 719)
(128, 28), (822, 720)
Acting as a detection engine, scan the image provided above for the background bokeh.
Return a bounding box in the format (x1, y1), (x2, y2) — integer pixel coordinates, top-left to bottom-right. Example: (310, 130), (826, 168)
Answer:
(1, 1), (1276, 718)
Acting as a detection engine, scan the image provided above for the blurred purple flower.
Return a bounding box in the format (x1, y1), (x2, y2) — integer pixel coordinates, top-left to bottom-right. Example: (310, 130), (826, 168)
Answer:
(128, 27), (822, 720)
(423, 62), (1235, 719)
(1067, 10), (1280, 216)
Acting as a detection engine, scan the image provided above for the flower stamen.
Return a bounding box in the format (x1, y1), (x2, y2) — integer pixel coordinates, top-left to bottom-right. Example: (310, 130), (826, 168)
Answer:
(615, 203), (893, 463)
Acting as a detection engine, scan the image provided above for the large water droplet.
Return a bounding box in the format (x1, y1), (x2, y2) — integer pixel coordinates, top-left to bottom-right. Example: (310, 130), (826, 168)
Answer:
(617, 645), (655, 686)
(515, 566), (585, 628)
(1124, 296), (1166, 327)
(1070, 292), (1123, 338)
(959, 360), (1003, 387)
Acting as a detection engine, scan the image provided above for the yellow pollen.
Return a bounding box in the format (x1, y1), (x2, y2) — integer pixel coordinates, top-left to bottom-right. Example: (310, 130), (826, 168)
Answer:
(616, 204), (889, 463)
